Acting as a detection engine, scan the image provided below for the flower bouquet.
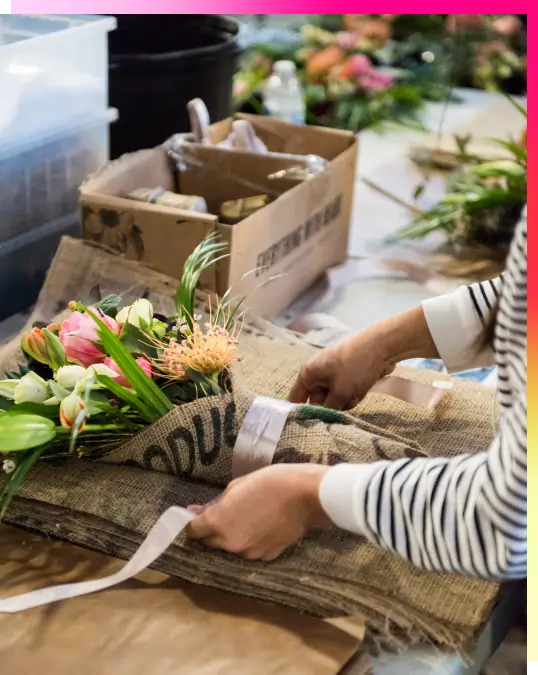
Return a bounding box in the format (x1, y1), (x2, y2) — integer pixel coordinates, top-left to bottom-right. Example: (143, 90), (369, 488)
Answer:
(0, 233), (243, 516)
(234, 20), (447, 132)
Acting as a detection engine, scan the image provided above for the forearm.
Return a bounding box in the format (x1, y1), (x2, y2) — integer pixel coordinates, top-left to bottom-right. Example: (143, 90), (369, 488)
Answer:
(318, 393), (527, 579)
(370, 305), (440, 368)
(373, 278), (502, 374)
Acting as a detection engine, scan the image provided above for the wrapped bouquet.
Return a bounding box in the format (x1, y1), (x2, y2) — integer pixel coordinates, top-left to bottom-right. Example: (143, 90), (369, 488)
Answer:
(0, 235), (501, 650)
(0, 234), (243, 516)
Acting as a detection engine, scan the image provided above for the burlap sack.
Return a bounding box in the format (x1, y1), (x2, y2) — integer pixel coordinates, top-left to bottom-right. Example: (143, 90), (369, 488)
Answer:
(0, 238), (500, 651)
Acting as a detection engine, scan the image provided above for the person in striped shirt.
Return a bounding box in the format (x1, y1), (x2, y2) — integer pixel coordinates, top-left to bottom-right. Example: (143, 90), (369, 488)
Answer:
(188, 213), (527, 581)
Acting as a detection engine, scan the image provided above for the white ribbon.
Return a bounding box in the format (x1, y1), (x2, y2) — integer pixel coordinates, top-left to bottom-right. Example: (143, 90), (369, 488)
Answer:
(232, 396), (297, 478)
(0, 506), (193, 614)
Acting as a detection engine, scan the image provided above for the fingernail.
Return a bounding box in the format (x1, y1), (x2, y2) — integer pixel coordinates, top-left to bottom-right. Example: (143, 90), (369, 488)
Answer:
(187, 505), (205, 514)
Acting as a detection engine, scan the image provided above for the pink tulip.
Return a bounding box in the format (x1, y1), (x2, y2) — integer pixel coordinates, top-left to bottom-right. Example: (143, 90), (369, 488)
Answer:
(103, 357), (153, 389)
(59, 309), (120, 368)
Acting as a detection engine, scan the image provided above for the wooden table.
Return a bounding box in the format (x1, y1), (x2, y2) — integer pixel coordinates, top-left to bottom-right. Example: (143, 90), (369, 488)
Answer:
(1, 523), (524, 675)
(0, 525), (367, 675)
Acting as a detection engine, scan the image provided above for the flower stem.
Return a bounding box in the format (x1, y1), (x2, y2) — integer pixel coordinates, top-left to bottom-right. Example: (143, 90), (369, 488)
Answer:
(55, 424), (122, 434)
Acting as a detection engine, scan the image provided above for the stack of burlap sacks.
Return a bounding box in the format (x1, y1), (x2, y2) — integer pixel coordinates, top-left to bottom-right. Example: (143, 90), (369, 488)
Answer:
(0, 238), (500, 651)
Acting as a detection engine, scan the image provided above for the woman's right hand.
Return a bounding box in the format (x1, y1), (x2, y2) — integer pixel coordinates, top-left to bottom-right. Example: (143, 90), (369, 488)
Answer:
(288, 306), (439, 411)
(288, 327), (395, 410)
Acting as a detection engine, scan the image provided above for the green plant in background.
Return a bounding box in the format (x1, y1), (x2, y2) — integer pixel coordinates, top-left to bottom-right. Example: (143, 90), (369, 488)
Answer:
(391, 98), (527, 253)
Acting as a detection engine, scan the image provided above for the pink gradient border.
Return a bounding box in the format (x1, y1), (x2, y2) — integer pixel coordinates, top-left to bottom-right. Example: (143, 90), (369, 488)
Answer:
(10, 3), (531, 13)
(3, 1), (535, 660)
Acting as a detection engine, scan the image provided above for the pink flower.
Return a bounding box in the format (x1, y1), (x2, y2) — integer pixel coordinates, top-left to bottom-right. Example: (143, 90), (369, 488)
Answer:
(103, 357), (152, 389)
(335, 31), (359, 50)
(59, 309), (120, 368)
(359, 70), (394, 92)
(338, 54), (373, 81)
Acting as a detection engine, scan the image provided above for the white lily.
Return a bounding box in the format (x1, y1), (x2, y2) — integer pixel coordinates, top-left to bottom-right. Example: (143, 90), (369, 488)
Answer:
(14, 372), (49, 405)
(55, 365), (86, 389)
(0, 380), (18, 400)
(116, 298), (153, 329)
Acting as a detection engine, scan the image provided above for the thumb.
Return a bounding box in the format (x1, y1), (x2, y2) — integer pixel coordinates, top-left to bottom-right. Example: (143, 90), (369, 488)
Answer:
(186, 508), (218, 540)
(288, 378), (310, 403)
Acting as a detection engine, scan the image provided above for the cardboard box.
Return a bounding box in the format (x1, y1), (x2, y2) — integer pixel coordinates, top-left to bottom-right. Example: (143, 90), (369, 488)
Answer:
(80, 115), (358, 318)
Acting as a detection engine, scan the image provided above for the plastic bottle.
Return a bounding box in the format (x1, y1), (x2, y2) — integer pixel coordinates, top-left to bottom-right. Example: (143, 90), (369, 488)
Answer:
(263, 60), (305, 125)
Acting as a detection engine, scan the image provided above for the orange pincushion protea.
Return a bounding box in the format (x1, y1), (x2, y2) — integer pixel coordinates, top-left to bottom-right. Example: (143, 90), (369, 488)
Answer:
(153, 322), (242, 382)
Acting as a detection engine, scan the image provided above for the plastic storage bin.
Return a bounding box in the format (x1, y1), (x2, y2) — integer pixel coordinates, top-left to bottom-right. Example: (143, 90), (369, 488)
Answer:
(0, 212), (81, 321)
(0, 109), (118, 243)
(0, 14), (116, 145)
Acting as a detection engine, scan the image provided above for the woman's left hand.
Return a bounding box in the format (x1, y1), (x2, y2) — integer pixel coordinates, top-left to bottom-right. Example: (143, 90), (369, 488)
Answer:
(186, 464), (331, 561)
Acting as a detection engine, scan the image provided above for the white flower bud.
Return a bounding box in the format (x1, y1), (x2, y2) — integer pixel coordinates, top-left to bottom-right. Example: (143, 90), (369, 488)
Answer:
(116, 298), (153, 329)
(14, 372), (49, 404)
(55, 365), (86, 389)
(60, 392), (87, 430)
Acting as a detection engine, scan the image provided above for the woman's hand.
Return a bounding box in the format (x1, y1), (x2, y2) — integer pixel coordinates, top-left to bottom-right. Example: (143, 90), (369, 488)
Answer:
(289, 328), (395, 411)
(186, 464), (331, 561)
(289, 306), (439, 410)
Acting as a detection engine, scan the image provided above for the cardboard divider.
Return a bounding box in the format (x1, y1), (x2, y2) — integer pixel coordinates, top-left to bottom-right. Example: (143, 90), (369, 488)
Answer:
(176, 144), (306, 210)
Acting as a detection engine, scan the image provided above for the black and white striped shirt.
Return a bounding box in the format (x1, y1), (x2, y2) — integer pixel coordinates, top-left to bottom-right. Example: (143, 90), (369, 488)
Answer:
(320, 213), (527, 580)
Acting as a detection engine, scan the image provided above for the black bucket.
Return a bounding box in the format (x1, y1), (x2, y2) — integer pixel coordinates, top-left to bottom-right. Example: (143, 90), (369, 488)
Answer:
(108, 15), (243, 158)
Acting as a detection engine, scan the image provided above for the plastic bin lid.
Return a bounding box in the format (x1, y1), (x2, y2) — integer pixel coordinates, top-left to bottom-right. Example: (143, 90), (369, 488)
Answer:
(0, 14), (116, 50)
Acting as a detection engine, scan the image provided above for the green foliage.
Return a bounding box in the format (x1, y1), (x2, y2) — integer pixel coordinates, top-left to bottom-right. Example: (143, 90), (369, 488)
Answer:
(93, 294), (123, 319)
(175, 232), (228, 330)
(0, 414), (57, 453)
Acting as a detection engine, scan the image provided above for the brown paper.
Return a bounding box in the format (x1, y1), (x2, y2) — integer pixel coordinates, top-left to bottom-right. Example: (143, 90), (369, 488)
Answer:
(0, 525), (363, 675)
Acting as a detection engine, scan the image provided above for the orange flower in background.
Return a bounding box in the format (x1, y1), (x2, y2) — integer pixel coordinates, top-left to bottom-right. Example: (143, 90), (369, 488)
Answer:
(492, 15), (523, 37)
(342, 16), (391, 47)
(306, 46), (344, 80)
(446, 14), (486, 34)
(356, 18), (391, 46)
(520, 128), (527, 148)
(343, 15), (362, 31)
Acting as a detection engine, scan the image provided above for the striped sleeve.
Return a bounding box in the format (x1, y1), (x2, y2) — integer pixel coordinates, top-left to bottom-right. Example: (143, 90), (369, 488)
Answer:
(320, 214), (527, 581)
(421, 276), (503, 373)
(319, 389), (526, 579)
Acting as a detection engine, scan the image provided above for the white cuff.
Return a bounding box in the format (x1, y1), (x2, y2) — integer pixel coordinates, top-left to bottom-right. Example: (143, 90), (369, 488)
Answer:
(319, 463), (385, 536)
(421, 286), (488, 373)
